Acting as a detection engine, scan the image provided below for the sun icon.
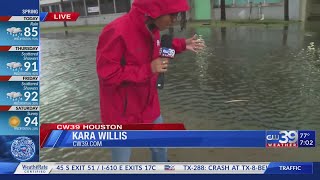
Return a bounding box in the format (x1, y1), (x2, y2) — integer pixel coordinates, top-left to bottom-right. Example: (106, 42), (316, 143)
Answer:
(9, 116), (20, 127)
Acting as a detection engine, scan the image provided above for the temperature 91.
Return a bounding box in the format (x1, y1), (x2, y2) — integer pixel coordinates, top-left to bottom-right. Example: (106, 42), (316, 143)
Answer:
(24, 62), (37, 71)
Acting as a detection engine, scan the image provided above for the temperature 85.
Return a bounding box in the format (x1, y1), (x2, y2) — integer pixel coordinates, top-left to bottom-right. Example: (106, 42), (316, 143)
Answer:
(24, 27), (38, 37)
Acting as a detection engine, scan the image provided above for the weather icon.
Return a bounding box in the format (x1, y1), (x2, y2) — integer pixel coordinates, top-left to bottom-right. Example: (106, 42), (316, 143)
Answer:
(9, 116), (20, 128)
(7, 62), (23, 71)
(6, 27), (23, 37)
(6, 92), (22, 101)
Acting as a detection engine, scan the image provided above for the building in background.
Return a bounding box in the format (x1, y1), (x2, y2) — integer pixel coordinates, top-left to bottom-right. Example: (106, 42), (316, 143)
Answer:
(40, 0), (132, 16)
(40, 0), (132, 28)
(306, 0), (320, 21)
(40, 0), (319, 28)
(188, 0), (314, 22)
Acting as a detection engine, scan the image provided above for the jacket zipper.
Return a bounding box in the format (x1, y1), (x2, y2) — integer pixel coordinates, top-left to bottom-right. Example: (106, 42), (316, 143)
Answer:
(121, 55), (128, 116)
(144, 33), (154, 115)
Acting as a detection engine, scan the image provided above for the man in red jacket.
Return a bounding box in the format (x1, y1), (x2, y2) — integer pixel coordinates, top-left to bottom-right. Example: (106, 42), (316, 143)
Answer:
(96, 0), (205, 162)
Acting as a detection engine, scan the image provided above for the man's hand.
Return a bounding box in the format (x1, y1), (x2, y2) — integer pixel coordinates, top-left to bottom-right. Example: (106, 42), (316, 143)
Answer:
(151, 57), (169, 73)
(186, 34), (206, 53)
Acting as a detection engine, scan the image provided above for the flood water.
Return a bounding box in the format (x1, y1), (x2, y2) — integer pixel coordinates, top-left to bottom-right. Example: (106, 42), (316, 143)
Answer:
(40, 22), (320, 162)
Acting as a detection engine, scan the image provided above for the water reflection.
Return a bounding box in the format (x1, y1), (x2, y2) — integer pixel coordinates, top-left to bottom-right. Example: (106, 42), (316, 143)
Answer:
(221, 27), (227, 43)
(282, 25), (288, 46)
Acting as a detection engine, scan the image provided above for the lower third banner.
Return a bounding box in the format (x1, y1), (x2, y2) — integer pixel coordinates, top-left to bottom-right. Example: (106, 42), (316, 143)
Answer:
(41, 130), (316, 148)
(0, 162), (314, 174)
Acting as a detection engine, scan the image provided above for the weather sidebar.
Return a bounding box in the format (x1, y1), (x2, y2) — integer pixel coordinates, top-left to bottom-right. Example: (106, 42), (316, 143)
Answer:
(0, 0), (40, 164)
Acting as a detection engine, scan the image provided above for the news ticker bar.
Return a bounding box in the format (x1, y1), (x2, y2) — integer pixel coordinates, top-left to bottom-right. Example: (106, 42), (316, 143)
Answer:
(40, 128), (316, 148)
(0, 162), (313, 174)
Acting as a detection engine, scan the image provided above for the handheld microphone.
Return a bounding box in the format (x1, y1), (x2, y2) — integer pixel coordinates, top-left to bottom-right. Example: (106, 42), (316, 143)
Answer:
(157, 34), (175, 89)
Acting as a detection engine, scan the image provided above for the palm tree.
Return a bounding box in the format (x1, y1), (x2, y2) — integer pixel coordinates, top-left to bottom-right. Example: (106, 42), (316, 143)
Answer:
(284, 0), (289, 21)
(221, 0), (226, 21)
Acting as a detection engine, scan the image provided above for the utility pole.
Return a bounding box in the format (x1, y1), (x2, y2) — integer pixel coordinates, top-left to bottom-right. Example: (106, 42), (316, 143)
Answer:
(221, 0), (226, 21)
(284, 0), (289, 21)
(60, 0), (68, 35)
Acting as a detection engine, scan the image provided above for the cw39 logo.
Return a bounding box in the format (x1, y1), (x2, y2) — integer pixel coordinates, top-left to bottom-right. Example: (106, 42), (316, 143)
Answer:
(266, 130), (298, 144)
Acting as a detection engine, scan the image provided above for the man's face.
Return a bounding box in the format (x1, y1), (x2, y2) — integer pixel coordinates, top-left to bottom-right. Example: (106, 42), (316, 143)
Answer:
(154, 13), (179, 31)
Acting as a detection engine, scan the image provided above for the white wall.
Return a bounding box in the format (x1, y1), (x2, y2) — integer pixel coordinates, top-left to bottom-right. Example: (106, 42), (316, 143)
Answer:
(213, 6), (284, 20)
(213, 0), (303, 21)
(40, 0), (61, 5)
(289, 0), (300, 21)
(40, 13), (125, 28)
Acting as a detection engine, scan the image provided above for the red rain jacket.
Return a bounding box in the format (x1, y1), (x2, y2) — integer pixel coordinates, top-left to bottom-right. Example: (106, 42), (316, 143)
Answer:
(96, 0), (190, 124)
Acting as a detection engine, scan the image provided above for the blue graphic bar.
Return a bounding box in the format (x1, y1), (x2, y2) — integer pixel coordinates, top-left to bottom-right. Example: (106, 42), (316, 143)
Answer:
(40, 12), (48, 22)
(0, 162), (314, 174)
(44, 130), (63, 148)
(264, 162), (313, 174)
(43, 130), (316, 148)
(0, 81), (40, 106)
(298, 130), (316, 147)
(0, 0), (39, 16)
(0, 52), (39, 76)
(0, 163), (20, 174)
(0, 0), (40, 165)
(0, 22), (39, 46)
(0, 111), (39, 135)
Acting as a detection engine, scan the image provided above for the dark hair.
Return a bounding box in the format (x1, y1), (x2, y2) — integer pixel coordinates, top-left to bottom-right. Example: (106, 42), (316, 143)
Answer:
(145, 12), (187, 31)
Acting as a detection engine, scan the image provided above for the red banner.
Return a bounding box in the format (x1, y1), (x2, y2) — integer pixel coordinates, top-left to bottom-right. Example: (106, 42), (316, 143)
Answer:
(0, 76), (11, 81)
(0, 106), (11, 111)
(44, 12), (80, 21)
(0, 46), (11, 51)
(0, 16), (11, 21)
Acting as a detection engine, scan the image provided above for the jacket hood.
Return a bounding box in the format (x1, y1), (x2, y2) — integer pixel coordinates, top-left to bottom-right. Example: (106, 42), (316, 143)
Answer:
(132, 0), (190, 19)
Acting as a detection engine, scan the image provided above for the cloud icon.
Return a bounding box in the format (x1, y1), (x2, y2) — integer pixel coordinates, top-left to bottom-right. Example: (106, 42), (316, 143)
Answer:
(6, 27), (23, 36)
(13, 92), (22, 99)
(6, 92), (22, 99)
(7, 92), (15, 98)
(13, 62), (22, 69)
(6, 27), (16, 33)
(6, 62), (16, 68)
(7, 62), (22, 69)
(12, 28), (22, 34)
